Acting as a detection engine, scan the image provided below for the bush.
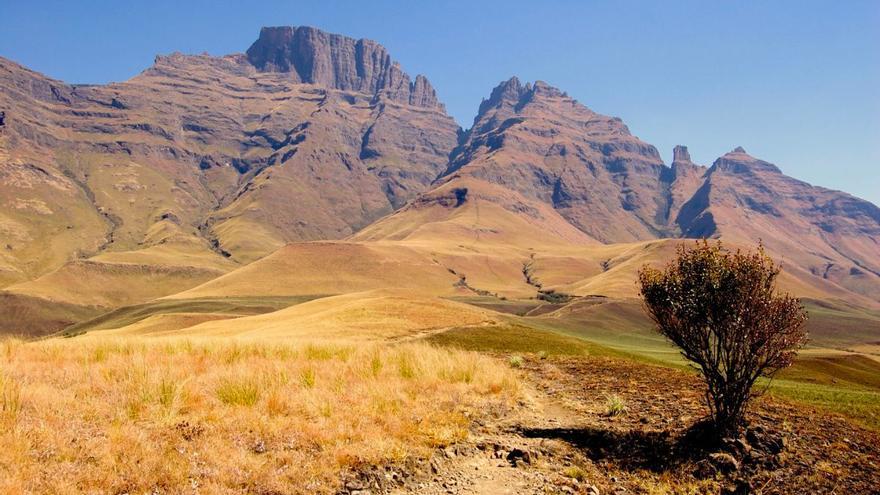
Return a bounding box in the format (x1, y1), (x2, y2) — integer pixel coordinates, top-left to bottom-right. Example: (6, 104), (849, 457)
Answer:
(508, 355), (524, 368)
(639, 241), (808, 437)
(537, 289), (573, 304)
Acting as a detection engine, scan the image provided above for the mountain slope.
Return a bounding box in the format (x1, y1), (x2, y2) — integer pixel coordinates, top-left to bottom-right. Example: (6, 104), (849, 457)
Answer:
(0, 26), (459, 284)
(440, 77), (691, 242)
(676, 147), (880, 299)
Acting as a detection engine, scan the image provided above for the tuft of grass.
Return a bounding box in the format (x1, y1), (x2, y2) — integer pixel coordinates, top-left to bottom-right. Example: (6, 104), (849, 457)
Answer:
(216, 377), (260, 407)
(300, 368), (316, 389)
(508, 355), (524, 368)
(370, 352), (383, 377)
(92, 345), (109, 363)
(563, 465), (587, 482)
(605, 393), (627, 417)
(157, 377), (183, 410)
(0, 373), (23, 426)
(397, 352), (417, 379)
(2, 338), (22, 361)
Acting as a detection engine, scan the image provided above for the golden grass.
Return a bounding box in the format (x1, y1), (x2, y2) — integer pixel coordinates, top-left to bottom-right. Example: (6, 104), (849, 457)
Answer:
(0, 336), (519, 494)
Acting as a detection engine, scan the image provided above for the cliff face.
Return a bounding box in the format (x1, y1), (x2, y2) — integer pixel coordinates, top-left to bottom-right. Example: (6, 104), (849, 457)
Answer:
(246, 26), (442, 108)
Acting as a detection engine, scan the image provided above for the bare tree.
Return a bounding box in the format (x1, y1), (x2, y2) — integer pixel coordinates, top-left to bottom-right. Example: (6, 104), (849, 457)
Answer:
(638, 240), (808, 437)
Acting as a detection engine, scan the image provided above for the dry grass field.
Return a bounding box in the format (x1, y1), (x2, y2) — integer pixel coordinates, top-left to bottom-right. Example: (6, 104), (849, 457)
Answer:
(0, 337), (520, 494)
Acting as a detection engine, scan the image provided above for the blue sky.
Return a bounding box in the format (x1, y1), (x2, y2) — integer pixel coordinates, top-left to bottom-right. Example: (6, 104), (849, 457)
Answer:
(2, 0), (878, 204)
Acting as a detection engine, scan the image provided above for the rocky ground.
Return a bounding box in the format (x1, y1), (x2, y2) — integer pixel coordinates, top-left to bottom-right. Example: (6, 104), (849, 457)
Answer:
(342, 354), (880, 494)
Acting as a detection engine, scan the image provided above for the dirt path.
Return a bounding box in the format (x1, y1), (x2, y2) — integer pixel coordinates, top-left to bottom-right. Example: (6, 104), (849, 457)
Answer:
(381, 354), (880, 495)
(390, 380), (590, 495)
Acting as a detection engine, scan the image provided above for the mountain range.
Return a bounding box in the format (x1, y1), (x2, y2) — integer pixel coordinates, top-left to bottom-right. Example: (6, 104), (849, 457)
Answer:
(1, 25), (878, 336)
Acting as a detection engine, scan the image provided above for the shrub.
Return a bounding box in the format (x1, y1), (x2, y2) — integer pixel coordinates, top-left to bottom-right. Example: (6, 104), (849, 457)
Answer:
(508, 355), (524, 368)
(537, 289), (573, 304)
(639, 241), (808, 437)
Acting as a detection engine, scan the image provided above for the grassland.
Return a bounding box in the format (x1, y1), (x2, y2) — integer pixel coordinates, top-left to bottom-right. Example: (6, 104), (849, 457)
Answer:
(0, 336), (519, 494)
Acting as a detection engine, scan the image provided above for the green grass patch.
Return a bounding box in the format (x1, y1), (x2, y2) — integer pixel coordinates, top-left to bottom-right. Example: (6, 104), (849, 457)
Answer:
(425, 323), (613, 357)
(766, 378), (880, 431)
(445, 296), (545, 316)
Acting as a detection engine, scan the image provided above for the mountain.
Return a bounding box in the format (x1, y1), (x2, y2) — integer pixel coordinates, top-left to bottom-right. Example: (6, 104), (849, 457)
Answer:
(0, 26), (459, 331)
(1, 28), (878, 337)
(369, 77), (880, 302)
(676, 147), (880, 298)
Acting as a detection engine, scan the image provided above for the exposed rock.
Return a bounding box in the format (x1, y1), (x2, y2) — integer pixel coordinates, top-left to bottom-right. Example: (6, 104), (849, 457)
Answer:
(506, 447), (537, 465)
(672, 144), (691, 164)
(245, 26), (442, 108)
(709, 452), (740, 473)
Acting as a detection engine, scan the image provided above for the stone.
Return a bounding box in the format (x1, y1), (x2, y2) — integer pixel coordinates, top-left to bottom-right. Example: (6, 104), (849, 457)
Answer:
(709, 452), (740, 473)
(506, 447), (535, 465)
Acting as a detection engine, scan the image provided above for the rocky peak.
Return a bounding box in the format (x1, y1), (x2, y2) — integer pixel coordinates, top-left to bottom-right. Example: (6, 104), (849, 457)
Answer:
(476, 77), (530, 117)
(245, 26), (442, 108)
(709, 147), (782, 175)
(476, 77), (571, 118)
(672, 145), (692, 165)
(531, 80), (566, 98)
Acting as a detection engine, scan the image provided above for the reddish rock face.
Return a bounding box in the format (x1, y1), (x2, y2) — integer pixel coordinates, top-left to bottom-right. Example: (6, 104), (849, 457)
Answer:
(245, 26), (442, 108)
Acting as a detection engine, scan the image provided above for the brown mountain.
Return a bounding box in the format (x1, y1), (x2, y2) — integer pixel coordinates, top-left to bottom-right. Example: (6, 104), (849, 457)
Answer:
(676, 147), (880, 298)
(0, 26), (458, 332)
(1, 29), (878, 336)
(368, 77), (880, 302)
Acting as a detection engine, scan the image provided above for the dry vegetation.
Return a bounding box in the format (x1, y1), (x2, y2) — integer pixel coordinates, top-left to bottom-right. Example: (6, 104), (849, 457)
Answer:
(0, 337), (519, 494)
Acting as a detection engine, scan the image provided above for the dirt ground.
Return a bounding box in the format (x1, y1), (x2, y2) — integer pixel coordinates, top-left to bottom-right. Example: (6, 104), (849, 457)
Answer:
(348, 354), (880, 494)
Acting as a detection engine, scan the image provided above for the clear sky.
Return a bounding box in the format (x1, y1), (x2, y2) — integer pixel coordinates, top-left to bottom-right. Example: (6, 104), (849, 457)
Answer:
(2, 0), (878, 205)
